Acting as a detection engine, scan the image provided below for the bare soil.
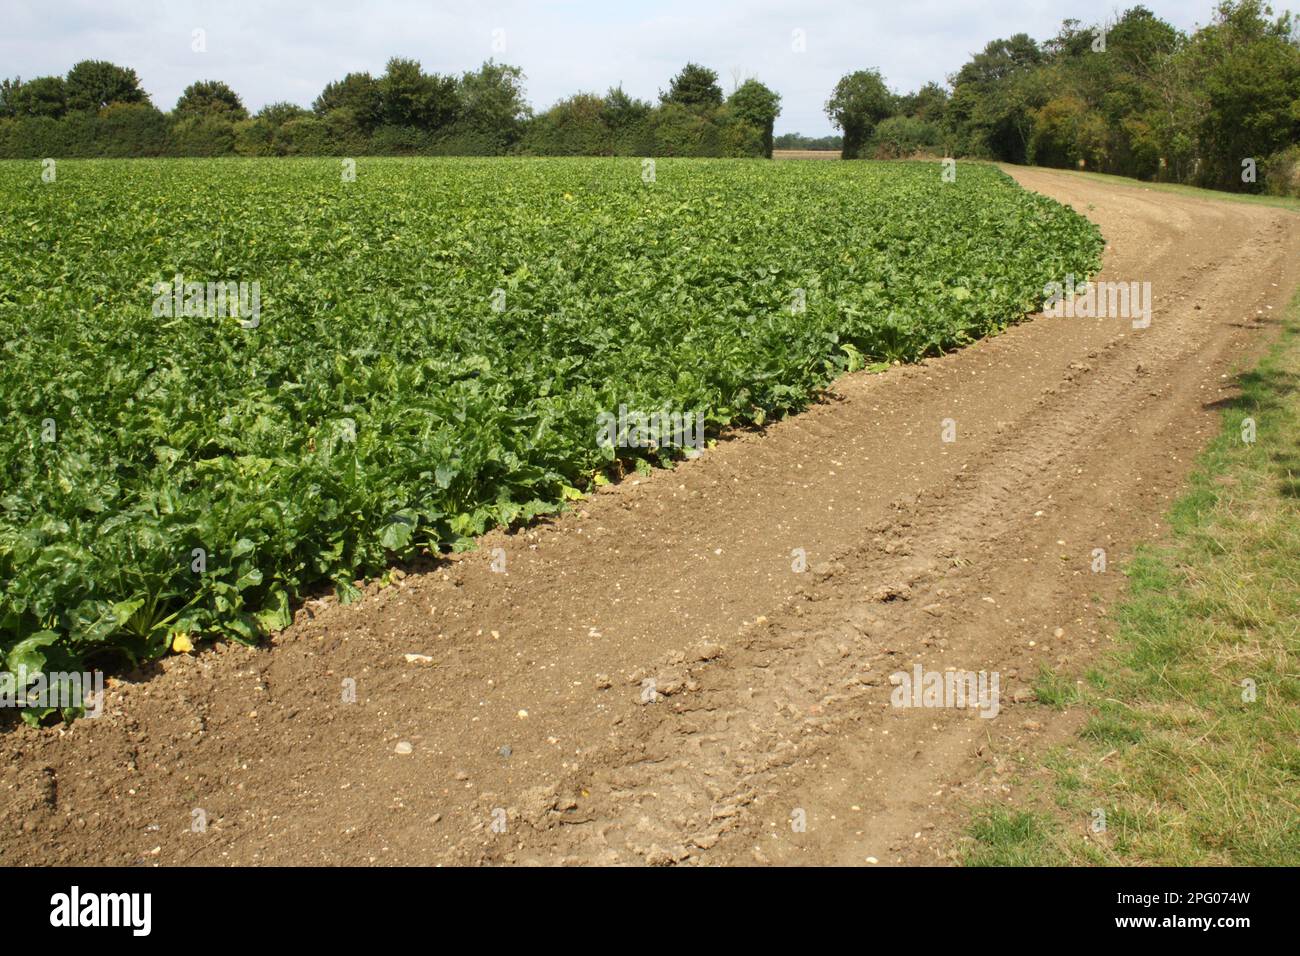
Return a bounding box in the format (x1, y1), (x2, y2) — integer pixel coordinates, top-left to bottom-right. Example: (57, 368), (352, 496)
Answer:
(4, 167), (1298, 866)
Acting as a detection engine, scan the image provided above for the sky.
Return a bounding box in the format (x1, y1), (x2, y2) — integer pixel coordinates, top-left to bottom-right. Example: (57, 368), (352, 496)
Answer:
(0, 1), (1262, 136)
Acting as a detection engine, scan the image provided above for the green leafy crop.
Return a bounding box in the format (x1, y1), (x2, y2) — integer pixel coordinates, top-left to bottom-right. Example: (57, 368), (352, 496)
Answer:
(0, 157), (1101, 709)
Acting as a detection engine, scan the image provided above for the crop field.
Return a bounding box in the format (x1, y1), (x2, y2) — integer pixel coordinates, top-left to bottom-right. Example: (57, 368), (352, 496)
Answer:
(0, 157), (1101, 709)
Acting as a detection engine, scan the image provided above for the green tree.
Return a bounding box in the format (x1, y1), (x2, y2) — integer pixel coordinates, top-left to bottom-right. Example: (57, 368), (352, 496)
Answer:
(715, 104), (766, 157)
(256, 101), (309, 127)
(65, 60), (147, 112)
(600, 85), (652, 130)
(1029, 94), (1105, 167)
(728, 79), (781, 157)
(661, 63), (723, 110)
(1188, 0), (1300, 188)
(0, 78), (20, 118)
(772, 132), (842, 150)
(1107, 5), (1180, 70)
(1091, 7), (1181, 177)
(455, 61), (530, 147)
(174, 80), (248, 120)
(947, 35), (1045, 162)
(896, 82), (949, 123)
(10, 76), (68, 118)
(313, 72), (382, 131)
(825, 69), (894, 158)
(380, 57), (459, 130)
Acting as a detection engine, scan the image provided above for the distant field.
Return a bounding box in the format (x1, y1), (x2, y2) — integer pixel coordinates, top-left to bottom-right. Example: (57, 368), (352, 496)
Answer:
(773, 149), (842, 160)
(0, 157), (1102, 702)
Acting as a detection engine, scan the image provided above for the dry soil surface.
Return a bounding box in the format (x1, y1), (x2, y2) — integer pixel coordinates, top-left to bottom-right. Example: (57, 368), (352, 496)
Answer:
(4, 167), (1299, 866)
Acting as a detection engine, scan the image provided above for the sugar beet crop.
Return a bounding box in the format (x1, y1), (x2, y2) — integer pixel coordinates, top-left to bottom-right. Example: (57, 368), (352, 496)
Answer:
(0, 156), (1102, 716)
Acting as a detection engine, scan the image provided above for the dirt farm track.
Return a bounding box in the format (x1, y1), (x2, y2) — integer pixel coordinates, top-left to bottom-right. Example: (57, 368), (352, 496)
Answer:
(4, 166), (1299, 866)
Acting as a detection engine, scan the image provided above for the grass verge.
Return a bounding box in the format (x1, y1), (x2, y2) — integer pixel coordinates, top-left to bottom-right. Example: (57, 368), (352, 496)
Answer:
(1035, 165), (1300, 213)
(965, 292), (1300, 866)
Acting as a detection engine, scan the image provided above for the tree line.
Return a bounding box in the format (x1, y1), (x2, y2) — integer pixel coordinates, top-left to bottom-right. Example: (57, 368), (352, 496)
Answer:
(3, 0), (1296, 196)
(773, 132), (843, 150)
(825, 0), (1300, 195)
(0, 59), (781, 160)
